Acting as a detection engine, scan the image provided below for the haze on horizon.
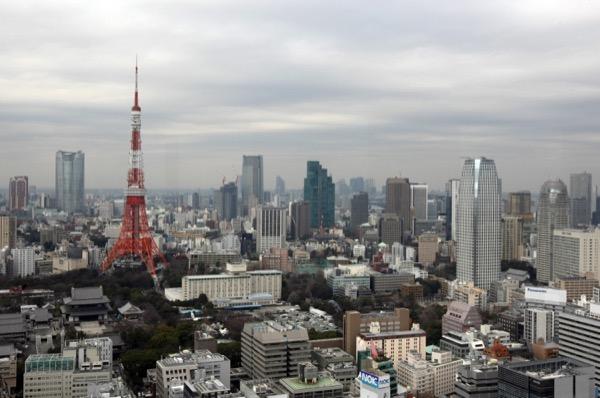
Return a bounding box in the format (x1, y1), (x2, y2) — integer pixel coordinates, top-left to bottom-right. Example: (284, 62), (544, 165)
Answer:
(2, 1), (600, 192)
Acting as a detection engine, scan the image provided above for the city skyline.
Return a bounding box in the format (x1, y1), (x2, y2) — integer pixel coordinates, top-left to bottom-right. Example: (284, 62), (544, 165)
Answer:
(2, 2), (600, 190)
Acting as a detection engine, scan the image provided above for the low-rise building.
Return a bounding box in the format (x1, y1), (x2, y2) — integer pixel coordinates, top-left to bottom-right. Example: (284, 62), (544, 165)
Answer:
(454, 362), (498, 397)
(498, 357), (594, 398)
(441, 301), (482, 335)
(355, 324), (426, 369)
(24, 340), (112, 398)
(279, 363), (343, 398)
(311, 348), (356, 391)
(156, 350), (230, 398)
(396, 350), (460, 397)
(182, 266), (282, 303)
(0, 344), (17, 396)
(61, 286), (111, 324)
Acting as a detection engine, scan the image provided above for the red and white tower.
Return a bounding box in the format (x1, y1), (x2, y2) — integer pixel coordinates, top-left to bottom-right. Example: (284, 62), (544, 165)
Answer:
(101, 63), (167, 277)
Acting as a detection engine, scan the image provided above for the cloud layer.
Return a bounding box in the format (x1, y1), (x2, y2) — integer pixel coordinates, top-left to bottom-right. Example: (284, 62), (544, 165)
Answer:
(1, 0), (600, 192)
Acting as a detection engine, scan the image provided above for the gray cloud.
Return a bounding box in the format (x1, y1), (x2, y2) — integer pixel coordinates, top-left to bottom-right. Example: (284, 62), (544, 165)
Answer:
(1, 0), (600, 192)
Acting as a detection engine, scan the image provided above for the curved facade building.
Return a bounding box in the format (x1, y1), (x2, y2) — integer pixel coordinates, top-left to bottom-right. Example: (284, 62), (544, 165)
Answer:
(536, 180), (569, 283)
(456, 157), (501, 289)
(55, 150), (85, 214)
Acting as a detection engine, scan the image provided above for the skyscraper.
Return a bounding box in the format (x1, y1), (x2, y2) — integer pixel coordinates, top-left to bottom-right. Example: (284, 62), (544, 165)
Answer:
(55, 150), (85, 214)
(379, 213), (402, 246)
(349, 177), (365, 193)
(275, 176), (286, 195)
(216, 182), (238, 221)
(256, 206), (287, 253)
(350, 192), (369, 232)
(536, 180), (569, 283)
(501, 215), (524, 261)
(456, 157), (501, 289)
(508, 191), (532, 218)
(241, 155), (263, 216)
(0, 216), (17, 249)
(289, 201), (311, 240)
(410, 183), (428, 221)
(445, 179), (460, 241)
(570, 172), (592, 227)
(385, 177), (411, 239)
(8, 176), (28, 211)
(304, 161), (335, 228)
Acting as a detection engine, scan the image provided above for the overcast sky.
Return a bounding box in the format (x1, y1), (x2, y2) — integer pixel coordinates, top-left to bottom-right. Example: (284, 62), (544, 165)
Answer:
(2, 1), (600, 192)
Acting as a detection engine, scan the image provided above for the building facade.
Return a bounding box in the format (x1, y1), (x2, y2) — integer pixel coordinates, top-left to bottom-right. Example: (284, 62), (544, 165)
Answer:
(241, 321), (311, 380)
(55, 150), (85, 214)
(501, 215), (524, 261)
(256, 206), (287, 253)
(290, 201), (311, 240)
(536, 180), (569, 283)
(456, 157), (501, 289)
(304, 161), (335, 229)
(0, 216), (16, 250)
(350, 192), (369, 233)
(570, 172), (592, 228)
(241, 155), (264, 216)
(8, 176), (28, 211)
(552, 228), (600, 281)
(385, 177), (411, 239)
(216, 181), (238, 221)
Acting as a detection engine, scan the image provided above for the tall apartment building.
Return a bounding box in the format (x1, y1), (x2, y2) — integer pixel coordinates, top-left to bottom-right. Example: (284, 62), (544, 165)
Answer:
(304, 161), (335, 228)
(524, 308), (554, 344)
(216, 181), (238, 221)
(410, 183), (428, 221)
(501, 215), (524, 261)
(0, 216), (17, 249)
(182, 267), (281, 302)
(350, 192), (369, 233)
(497, 357), (594, 398)
(155, 349), (230, 398)
(241, 321), (310, 380)
(445, 179), (460, 241)
(379, 213), (402, 246)
(24, 341), (111, 398)
(418, 233), (438, 265)
(536, 180), (569, 283)
(385, 177), (411, 239)
(11, 247), (35, 277)
(396, 350), (461, 397)
(55, 150), (85, 214)
(241, 155), (264, 216)
(558, 303), (600, 392)
(8, 176), (28, 211)
(570, 172), (592, 228)
(456, 157), (501, 289)
(343, 308), (411, 359)
(289, 201), (311, 240)
(256, 206), (287, 253)
(552, 228), (600, 281)
(355, 324), (426, 369)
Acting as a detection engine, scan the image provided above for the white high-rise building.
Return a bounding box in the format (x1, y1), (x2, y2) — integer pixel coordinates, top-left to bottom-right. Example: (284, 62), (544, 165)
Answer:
(525, 308), (555, 344)
(456, 158), (501, 289)
(11, 247), (35, 277)
(553, 228), (600, 281)
(256, 206), (287, 254)
(536, 180), (569, 283)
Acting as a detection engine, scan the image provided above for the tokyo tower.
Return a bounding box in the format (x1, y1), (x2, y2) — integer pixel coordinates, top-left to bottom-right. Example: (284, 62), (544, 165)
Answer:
(101, 63), (168, 277)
